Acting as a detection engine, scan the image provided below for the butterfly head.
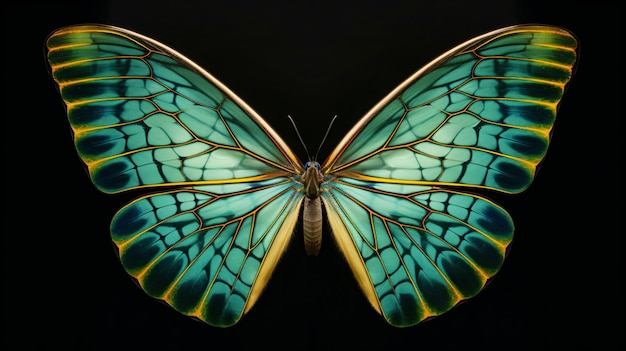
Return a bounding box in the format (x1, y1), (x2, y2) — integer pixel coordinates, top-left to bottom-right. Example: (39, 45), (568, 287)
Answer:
(304, 160), (320, 170)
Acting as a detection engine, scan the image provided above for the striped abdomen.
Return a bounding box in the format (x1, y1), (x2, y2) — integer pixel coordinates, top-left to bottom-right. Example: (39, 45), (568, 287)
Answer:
(303, 197), (322, 255)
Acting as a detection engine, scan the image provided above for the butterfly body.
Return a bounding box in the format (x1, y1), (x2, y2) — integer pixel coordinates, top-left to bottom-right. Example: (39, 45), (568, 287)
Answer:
(302, 161), (324, 256)
(46, 24), (578, 327)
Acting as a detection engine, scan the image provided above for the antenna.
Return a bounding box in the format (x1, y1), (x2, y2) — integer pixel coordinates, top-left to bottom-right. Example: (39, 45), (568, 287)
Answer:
(288, 115), (311, 160)
(315, 115), (337, 161)
(287, 115), (338, 161)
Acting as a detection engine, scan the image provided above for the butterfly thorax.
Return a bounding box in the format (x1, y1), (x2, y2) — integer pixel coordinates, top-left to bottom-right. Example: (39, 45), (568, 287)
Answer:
(302, 161), (323, 199)
(302, 161), (324, 256)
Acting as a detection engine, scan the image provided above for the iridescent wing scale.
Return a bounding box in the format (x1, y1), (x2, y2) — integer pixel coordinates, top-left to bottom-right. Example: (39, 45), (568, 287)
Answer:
(46, 25), (304, 327)
(321, 25), (578, 326)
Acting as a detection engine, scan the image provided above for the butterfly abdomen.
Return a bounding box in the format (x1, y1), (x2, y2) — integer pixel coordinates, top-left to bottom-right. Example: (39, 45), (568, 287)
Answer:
(303, 197), (322, 256)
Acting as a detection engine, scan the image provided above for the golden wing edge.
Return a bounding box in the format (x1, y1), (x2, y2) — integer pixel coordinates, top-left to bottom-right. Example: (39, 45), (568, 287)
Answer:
(321, 197), (383, 316)
(244, 197), (304, 315)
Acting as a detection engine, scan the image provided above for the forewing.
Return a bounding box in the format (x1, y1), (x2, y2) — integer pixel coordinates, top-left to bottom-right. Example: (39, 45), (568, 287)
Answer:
(324, 25), (578, 194)
(321, 25), (578, 327)
(46, 24), (302, 193)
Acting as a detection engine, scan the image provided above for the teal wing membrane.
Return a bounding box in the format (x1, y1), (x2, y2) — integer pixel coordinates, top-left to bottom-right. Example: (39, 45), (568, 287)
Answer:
(321, 25), (578, 327)
(46, 25), (304, 327)
(111, 179), (302, 327)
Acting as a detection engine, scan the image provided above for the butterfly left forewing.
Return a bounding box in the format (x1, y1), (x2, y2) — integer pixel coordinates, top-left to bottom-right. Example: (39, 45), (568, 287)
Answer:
(46, 25), (302, 193)
(321, 25), (578, 327)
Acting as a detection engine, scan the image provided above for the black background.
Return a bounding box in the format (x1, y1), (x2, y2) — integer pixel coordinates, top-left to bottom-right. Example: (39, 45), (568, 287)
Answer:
(4, 1), (623, 349)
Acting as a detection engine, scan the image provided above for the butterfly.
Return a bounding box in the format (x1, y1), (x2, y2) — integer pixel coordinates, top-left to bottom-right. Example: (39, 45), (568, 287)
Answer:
(45, 24), (578, 328)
